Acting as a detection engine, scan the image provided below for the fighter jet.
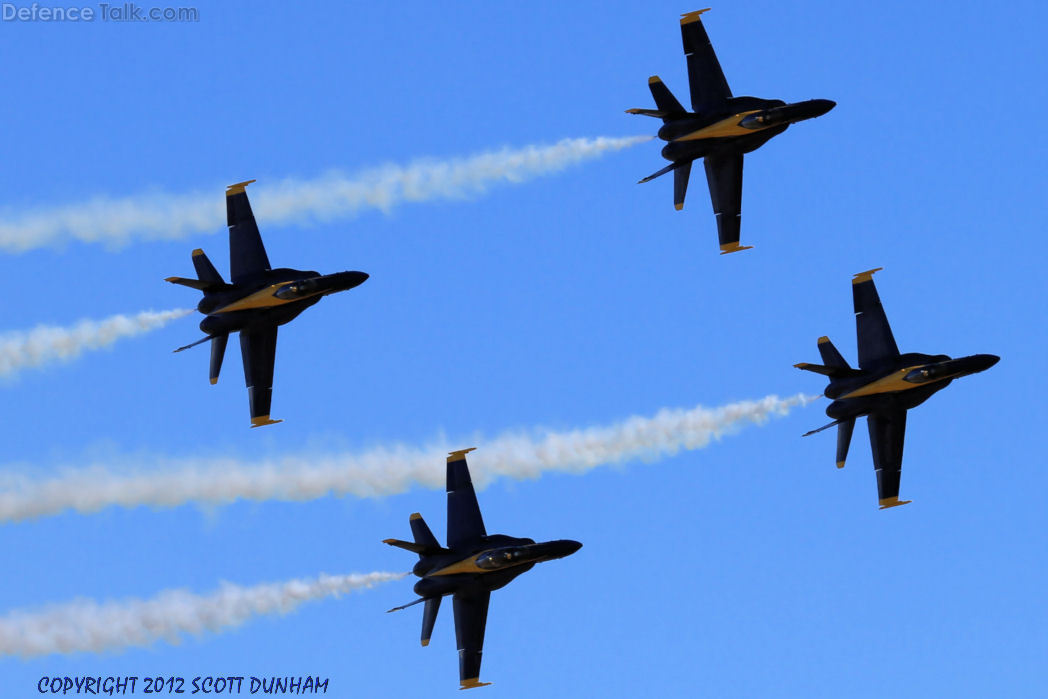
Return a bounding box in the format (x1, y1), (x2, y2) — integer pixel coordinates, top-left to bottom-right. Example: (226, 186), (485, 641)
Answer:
(385, 448), (582, 690)
(628, 9), (835, 253)
(796, 269), (999, 509)
(166, 180), (369, 427)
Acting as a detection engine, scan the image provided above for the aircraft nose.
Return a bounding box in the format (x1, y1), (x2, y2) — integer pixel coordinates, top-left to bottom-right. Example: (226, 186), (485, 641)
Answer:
(811, 99), (836, 116)
(557, 540), (583, 557)
(976, 354), (1000, 371)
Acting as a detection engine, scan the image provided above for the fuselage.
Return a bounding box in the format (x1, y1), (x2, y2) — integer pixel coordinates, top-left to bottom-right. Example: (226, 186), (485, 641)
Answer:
(411, 536), (582, 598)
(197, 269), (368, 336)
(658, 97), (835, 162)
(823, 353), (999, 420)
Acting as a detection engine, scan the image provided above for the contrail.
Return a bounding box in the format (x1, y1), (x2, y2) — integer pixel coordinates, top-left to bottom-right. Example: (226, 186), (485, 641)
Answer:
(0, 135), (649, 253)
(0, 571), (405, 658)
(0, 308), (192, 379)
(0, 394), (814, 522)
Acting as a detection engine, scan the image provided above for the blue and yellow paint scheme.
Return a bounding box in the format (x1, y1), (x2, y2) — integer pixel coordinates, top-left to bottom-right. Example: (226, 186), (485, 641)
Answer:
(384, 449), (581, 690)
(797, 269), (999, 509)
(167, 180), (368, 427)
(627, 9), (834, 254)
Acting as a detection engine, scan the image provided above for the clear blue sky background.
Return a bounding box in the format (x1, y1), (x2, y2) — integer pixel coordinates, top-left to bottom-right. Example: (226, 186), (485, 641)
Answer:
(0, 0), (1045, 696)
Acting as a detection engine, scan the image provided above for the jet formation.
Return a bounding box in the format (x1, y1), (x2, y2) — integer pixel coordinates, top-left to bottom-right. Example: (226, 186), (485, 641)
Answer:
(167, 180), (369, 427)
(628, 8), (835, 253)
(796, 269), (998, 508)
(385, 448), (582, 689)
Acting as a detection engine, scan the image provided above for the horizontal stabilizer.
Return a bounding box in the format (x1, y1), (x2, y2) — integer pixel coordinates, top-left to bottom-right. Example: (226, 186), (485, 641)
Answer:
(383, 538), (437, 555)
(387, 597), (427, 613)
(625, 108), (671, 118)
(638, 162), (680, 184)
(794, 362), (862, 378)
(802, 418), (846, 437)
(794, 362), (837, 376)
(165, 276), (213, 291)
(174, 335), (213, 353)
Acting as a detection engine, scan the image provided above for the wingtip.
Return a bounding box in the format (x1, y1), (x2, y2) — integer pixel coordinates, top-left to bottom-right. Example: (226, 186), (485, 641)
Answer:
(680, 8), (712, 25)
(226, 179), (257, 196)
(852, 267), (884, 284)
(447, 447), (477, 463)
(459, 679), (493, 691)
(719, 243), (753, 255)
(878, 497), (912, 510)
(250, 416), (283, 428)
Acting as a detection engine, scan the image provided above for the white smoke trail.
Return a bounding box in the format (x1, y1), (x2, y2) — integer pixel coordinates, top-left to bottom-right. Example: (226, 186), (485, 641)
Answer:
(0, 135), (649, 252)
(0, 571), (405, 658)
(0, 308), (192, 379)
(0, 394), (815, 522)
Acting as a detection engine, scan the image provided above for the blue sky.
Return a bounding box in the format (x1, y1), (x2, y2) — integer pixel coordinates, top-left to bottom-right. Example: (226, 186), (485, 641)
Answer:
(0, 0), (1045, 696)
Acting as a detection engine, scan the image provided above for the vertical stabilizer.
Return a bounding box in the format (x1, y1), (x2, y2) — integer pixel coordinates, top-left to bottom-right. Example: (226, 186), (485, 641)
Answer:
(410, 512), (441, 553)
(209, 333), (228, 385)
(647, 76), (687, 120)
(191, 248), (225, 286)
(421, 597), (441, 647)
(673, 160), (692, 211)
(817, 336), (851, 370)
(836, 418), (855, 469)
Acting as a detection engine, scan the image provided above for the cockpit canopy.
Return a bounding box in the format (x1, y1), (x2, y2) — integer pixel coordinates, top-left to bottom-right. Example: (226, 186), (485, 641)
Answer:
(274, 278), (320, 300)
(476, 547), (527, 570)
(739, 112), (772, 130)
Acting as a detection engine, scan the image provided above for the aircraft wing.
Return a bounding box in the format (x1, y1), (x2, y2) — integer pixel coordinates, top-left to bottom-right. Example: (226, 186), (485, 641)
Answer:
(446, 449), (486, 549)
(680, 10), (732, 113)
(868, 410), (909, 508)
(453, 590), (492, 690)
(226, 180), (271, 284)
(703, 153), (749, 253)
(852, 269), (900, 370)
(239, 326), (281, 427)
